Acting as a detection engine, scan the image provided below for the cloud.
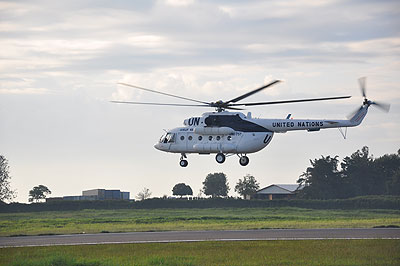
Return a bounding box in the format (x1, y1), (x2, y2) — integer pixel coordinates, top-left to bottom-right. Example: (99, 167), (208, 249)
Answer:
(346, 37), (400, 55)
(0, 88), (50, 95)
(244, 37), (400, 61)
(0, 1), (36, 17)
(164, 0), (195, 7)
(2, 39), (111, 56)
(0, 76), (51, 95)
(112, 86), (137, 101)
(219, 0), (338, 20)
(109, 64), (290, 105)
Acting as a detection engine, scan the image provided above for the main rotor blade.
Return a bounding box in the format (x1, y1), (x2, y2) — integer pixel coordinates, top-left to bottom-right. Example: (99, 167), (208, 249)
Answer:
(118, 83), (210, 105)
(225, 80), (281, 104)
(111, 101), (210, 107)
(229, 95), (351, 107)
(224, 106), (245, 111)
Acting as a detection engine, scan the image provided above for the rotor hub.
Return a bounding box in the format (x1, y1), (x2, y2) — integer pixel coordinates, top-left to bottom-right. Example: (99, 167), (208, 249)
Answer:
(210, 100), (226, 112)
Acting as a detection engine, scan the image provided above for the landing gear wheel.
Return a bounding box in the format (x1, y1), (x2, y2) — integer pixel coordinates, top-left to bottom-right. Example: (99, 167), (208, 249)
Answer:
(179, 160), (188, 167)
(239, 156), (249, 166)
(215, 153), (226, 164)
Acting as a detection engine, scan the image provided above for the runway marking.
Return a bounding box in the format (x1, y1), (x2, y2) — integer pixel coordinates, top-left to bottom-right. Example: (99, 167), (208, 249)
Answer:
(1, 229), (399, 248)
(2, 238), (400, 248)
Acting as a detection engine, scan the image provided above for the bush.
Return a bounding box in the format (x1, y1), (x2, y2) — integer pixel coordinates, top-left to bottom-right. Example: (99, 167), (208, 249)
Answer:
(0, 196), (399, 213)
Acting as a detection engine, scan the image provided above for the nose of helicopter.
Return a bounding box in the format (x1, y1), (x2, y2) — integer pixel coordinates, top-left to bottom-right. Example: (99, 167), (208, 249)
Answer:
(154, 143), (162, 151)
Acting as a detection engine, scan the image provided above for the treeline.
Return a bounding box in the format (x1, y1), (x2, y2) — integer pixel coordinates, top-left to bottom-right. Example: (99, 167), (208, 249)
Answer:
(1, 195), (399, 213)
(297, 146), (400, 199)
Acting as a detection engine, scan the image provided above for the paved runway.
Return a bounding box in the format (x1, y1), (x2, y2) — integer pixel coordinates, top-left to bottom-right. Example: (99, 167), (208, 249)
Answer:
(1, 228), (399, 247)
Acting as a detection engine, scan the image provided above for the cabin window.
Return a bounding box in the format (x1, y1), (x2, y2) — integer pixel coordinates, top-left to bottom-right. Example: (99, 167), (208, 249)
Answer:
(180, 136), (185, 141)
(198, 136), (203, 141)
(188, 136), (193, 141)
(209, 136), (213, 141)
(216, 136), (221, 141)
(227, 136), (232, 141)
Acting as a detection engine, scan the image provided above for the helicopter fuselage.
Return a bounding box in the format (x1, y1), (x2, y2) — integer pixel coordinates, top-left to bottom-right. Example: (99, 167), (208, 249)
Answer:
(155, 128), (273, 155)
(154, 108), (367, 162)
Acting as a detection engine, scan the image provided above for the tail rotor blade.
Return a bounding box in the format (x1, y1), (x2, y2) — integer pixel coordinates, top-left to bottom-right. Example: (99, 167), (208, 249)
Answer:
(371, 101), (391, 112)
(358, 77), (367, 98)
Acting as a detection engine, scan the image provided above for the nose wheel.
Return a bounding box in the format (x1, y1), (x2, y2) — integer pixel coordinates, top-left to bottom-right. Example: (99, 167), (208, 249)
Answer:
(179, 153), (188, 167)
(215, 153), (226, 164)
(239, 155), (249, 166)
(179, 160), (188, 167)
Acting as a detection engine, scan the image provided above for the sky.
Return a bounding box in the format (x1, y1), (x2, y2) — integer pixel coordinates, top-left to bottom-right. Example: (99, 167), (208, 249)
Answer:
(1, 0), (399, 203)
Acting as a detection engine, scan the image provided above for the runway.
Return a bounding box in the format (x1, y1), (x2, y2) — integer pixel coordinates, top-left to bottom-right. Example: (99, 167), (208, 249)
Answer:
(1, 228), (399, 248)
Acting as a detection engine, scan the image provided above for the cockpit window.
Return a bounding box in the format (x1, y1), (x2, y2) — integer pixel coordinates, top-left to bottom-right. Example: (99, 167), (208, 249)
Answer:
(159, 133), (166, 142)
(160, 133), (175, 143)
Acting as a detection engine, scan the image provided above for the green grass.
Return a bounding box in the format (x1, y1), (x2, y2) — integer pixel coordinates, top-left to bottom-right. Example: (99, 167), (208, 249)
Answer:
(1, 207), (399, 236)
(0, 240), (399, 265)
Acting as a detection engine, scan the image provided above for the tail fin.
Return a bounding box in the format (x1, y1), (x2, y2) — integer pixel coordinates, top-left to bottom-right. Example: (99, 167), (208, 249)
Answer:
(349, 105), (368, 126)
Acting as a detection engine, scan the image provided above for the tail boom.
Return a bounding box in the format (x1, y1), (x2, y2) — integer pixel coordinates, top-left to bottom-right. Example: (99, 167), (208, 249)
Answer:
(253, 107), (368, 132)
(348, 105), (369, 126)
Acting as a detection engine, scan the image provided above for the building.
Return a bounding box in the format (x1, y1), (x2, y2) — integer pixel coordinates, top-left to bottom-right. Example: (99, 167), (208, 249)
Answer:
(82, 189), (130, 200)
(46, 189), (130, 202)
(62, 195), (98, 201)
(253, 184), (303, 200)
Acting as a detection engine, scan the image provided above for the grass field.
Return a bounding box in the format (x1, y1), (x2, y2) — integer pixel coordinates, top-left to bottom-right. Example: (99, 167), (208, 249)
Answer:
(1, 207), (399, 237)
(0, 239), (399, 265)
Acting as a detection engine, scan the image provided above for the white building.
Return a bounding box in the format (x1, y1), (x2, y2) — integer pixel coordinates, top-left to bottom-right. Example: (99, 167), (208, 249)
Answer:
(254, 184), (303, 200)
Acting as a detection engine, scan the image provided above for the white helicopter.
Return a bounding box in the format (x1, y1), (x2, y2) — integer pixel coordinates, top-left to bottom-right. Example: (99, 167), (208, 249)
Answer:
(112, 77), (390, 167)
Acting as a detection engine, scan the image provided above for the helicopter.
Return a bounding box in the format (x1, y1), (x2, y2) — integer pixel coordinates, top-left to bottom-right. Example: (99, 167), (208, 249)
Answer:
(112, 77), (390, 167)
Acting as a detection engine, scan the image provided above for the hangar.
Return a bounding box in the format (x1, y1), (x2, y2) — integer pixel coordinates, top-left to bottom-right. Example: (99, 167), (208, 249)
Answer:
(253, 184), (303, 200)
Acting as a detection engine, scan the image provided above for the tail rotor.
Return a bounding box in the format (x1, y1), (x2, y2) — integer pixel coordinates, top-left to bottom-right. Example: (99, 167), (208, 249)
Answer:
(359, 77), (390, 111)
(347, 77), (390, 119)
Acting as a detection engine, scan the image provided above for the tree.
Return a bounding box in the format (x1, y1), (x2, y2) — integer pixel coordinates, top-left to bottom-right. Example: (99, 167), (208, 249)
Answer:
(297, 146), (400, 199)
(135, 187), (152, 201)
(374, 149), (400, 195)
(341, 146), (378, 197)
(172, 183), (193, 198)
(235, 174), (260, 199)
(202, 172), (230, 198)
(0, 155), (16, 202)
(386, 169), (400, 195)
(297, 155), (348, 199)
(29, 185), (51, 203)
